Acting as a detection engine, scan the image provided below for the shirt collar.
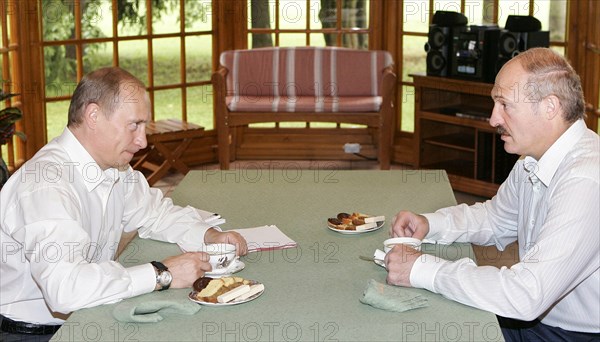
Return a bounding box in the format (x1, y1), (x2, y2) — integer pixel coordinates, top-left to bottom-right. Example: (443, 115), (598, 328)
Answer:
(55, 127), (119, 191)
(523, 119), (587, 187)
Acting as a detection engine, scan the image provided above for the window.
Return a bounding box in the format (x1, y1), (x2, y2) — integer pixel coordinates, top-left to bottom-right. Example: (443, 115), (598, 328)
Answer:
(40, 0), (215, 141)
(247, 0), (371, 49)
(0, 0), (22, 170)
(398, 0), (569, 133)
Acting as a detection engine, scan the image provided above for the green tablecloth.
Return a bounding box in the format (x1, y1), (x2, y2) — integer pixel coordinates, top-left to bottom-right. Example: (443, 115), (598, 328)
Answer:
(51, 170), (503, 341)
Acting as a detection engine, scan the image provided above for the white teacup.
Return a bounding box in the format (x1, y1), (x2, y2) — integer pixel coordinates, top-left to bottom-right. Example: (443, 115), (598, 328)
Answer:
(202, 243), (236, 270)
(383, 237), (422, 253)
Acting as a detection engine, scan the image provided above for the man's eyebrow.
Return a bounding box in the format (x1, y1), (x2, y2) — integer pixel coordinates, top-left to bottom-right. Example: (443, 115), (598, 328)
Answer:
(491, 87), (505, 100)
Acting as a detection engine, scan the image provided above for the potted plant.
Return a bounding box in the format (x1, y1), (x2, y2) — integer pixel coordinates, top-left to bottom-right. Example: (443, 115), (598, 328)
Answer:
(0, 90), (24, 188)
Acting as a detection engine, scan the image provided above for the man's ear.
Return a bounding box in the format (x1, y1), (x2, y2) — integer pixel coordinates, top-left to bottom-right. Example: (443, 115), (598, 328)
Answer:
(544, 95), (561, 120)
(82, 103), (101, 129)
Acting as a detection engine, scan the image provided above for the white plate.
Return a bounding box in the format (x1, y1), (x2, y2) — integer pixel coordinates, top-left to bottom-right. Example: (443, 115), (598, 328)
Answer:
(327, 221), (384, 235)
(188, 280), (264, 306)
(204, 260), (245, 278)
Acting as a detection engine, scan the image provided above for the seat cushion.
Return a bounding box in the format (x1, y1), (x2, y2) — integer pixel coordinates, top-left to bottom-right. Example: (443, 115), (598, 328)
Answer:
(226, 95), (383, 112)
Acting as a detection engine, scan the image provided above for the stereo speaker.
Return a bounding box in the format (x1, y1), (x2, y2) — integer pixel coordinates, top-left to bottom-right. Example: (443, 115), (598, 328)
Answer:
(432, 10), (468, 26)
(505, 15), (542, 32)
(496, 30), (550, 73)
(425, 11), (468, 77)
(450, 25), (500, 82)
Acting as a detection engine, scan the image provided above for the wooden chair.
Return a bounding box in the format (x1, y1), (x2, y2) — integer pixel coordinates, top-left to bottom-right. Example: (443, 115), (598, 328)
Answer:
(133, 119), (204, 186)
(212, 47), (397, 170)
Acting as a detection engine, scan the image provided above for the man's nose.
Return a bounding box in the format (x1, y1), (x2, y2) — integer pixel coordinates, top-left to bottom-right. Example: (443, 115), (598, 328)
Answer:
(489, 103), (503, 128)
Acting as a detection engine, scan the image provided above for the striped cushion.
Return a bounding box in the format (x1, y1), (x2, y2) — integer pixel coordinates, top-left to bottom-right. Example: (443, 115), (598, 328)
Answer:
(219, 47), (393, 113)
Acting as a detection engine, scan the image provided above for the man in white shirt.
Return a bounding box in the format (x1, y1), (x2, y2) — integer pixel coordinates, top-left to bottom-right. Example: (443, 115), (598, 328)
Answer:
(386, 48), (599, 341)
(0, 67), (247, 341)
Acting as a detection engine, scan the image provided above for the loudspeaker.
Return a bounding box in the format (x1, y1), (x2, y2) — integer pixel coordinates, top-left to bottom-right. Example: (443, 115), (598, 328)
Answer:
(425, 11), (468, 77)
(425, 26), (451, 76)
(450, 25), (500, 82)
(432, 10), (468, 26)
(505, 15), (542, 32)
(496, 30), (550, 72)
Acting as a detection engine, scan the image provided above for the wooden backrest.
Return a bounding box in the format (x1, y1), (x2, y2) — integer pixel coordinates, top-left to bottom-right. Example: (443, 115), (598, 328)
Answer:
(219, 47), (394, 98)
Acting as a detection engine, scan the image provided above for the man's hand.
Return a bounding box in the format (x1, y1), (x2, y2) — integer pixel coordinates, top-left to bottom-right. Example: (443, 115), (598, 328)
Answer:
(204, 229), (248, 256)
(161, 252), (211, 289)
(385, 244), (422, 287)
(390, 211), (430, 239)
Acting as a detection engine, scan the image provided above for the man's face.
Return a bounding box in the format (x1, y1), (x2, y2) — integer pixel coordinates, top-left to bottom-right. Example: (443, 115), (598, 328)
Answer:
(94, 84), (149, 170)
(490, 61), (547, 159)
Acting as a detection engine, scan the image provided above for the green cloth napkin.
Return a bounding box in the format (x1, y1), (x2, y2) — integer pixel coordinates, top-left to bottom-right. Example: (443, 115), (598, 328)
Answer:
(112, 298), (201, 323)
(360, 279), (429, 312)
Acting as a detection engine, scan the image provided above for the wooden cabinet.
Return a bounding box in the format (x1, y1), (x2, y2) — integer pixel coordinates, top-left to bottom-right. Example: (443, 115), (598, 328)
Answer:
(412, 74), (519, 198)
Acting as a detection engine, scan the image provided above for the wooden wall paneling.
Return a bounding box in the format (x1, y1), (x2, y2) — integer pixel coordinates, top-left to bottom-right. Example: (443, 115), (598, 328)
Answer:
(584, 0), (599, 130)
(16, 0), (45, 160)
(569, 0), (600, 131)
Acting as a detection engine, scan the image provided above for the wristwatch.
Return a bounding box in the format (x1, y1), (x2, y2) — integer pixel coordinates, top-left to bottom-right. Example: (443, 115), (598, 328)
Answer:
(150, 261), (172, 291)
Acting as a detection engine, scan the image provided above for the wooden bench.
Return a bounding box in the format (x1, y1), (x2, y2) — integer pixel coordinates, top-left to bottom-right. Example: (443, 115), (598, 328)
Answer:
(213, 47), (397, 169)
(133, 119), (204, 186)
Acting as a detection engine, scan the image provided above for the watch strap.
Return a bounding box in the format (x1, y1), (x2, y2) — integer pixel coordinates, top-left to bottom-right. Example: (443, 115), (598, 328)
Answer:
(151, 261), (168, 272)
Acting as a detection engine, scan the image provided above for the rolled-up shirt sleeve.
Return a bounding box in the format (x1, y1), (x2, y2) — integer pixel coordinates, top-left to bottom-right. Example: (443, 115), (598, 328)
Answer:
(120, 173), (218, 252)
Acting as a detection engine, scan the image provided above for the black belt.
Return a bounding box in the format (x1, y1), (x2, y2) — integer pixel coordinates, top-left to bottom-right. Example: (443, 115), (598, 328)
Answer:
(0, 315), (61, 335)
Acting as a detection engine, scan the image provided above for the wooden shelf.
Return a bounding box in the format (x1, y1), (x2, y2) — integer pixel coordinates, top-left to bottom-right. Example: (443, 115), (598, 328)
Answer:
(424, 133), (475, 152)
(413, 75), (518, 198)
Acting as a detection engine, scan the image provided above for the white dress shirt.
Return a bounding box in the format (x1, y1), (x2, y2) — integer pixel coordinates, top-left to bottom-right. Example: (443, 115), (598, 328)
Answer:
(1, 128), (215, 324)
(411, 120), (599, 333)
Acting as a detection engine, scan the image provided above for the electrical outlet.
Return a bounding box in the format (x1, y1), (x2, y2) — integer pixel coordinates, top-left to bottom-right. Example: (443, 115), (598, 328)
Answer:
(344, 143), (361, 154)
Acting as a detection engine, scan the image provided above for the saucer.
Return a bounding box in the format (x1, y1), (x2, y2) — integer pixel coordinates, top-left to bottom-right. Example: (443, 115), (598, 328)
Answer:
(205, 260), (245, 278)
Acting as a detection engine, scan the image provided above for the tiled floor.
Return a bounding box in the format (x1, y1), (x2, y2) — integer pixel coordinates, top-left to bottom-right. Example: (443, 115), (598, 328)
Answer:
(150, 160), (518, 268)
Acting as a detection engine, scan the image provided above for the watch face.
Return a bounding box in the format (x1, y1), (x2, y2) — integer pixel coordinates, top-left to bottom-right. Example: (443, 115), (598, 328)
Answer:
(159, 271), (172, 287)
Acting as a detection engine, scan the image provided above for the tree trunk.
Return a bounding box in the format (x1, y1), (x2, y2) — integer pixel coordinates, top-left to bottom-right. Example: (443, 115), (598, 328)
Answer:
(251, 0), (273, 48)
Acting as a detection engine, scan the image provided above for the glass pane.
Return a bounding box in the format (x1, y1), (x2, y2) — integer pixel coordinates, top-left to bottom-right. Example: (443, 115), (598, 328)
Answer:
(279, 0), (307, 30)
(83, 42), (113, 75)
(117, 0), (147, 36)
(402, 35), (426, 82)
(153, 38), (181, 86)
(462, 0), (488, 25)
(433, 1), (461, 19)
(401, 85), (415, 132)
(118, 40), (148, 85)
(309, 33), (327, 47)
(403, 0), (429, 33)
(44, 45), (77, 97)
(186, 36), (212, 83)
(279, 33), (306, 47)
(550, 46), (565, 57)
(154, 88), (182, 121)
(534, 0), (566, 41)
(185, 0), (212, 32)
(249, 33), (275, 48)
(342, 2), (369, 29)
(248, 0), (275, 30)
(309, 0), (324, 30)
(42, 1), (75, 41)
(152, 1), (179, 35)
(82, 0), (113, 38)
(187, 85), (213, 130)
(498, 0), (530, 26)
(46, 101), (70, 141)
(341, 33), (368, 49)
